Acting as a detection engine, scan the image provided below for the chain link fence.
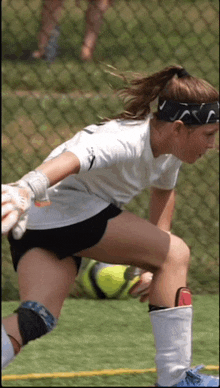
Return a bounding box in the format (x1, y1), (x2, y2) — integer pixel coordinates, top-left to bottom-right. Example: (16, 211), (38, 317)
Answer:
(2, 0), (219, 299)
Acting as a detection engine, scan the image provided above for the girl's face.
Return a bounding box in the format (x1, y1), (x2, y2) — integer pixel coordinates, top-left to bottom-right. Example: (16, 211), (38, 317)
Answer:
(174, 123), (219, 164)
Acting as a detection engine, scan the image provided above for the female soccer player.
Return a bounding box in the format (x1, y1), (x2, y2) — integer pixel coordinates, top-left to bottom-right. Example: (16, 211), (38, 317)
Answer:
(2, 65), (219, 386)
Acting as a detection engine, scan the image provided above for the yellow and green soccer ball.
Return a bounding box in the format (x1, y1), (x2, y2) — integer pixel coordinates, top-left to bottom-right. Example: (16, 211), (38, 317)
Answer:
(71, 258), (140, 299)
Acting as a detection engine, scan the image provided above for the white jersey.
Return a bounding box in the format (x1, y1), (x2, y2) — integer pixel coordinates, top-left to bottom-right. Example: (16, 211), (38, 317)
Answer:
(27, 115), (182, 229)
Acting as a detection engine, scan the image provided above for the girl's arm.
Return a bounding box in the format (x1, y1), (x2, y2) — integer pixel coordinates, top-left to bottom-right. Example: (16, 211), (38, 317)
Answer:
(149, 187), (176, 232)
(2, 152), (80, 238)
(36, 151), (80, 186)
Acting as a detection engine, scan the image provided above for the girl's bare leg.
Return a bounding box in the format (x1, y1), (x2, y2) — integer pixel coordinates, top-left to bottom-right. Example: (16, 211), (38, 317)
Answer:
(2, 248), (77, 349)
(78, 211), (190, 307)
(78, 212), (192, 386)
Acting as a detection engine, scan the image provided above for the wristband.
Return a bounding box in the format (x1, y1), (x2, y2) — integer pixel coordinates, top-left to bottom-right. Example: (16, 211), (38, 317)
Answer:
(20, 170), (51, 207)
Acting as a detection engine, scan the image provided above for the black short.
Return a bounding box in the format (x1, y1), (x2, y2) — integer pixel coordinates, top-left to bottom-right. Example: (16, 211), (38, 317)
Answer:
(8, 204), (122, 273)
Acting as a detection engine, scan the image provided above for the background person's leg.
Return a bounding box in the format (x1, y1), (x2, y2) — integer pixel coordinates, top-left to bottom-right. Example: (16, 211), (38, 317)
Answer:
(81, 0), (113, 61)
(33, 0), (64, 59)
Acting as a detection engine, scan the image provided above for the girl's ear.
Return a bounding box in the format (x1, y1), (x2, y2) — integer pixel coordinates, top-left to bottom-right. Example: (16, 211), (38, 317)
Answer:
(172, 120), (185, 134)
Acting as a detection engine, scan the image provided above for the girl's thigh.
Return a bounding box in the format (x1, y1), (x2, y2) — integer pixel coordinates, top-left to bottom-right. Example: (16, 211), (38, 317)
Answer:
(78, 210), (171, 270)
(17, 248), (78, 318)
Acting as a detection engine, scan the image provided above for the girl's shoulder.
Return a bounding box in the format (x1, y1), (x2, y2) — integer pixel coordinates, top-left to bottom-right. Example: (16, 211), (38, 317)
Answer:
(83, 115), (151, 136)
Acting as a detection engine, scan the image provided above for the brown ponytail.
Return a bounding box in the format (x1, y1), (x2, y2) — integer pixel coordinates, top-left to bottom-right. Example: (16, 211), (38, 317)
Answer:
(115, 65), (219, 121)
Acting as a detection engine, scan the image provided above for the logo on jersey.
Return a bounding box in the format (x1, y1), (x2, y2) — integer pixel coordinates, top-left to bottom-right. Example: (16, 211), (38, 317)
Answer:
(88, 147), (95, 170)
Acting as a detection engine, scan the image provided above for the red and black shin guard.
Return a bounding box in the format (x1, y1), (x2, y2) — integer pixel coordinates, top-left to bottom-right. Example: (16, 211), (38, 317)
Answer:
(149, 287), (192, 312)
(175, 287), (192, 307)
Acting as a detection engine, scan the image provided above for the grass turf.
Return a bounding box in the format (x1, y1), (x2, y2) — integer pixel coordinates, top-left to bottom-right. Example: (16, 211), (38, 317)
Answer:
(2, 295), (219, 386)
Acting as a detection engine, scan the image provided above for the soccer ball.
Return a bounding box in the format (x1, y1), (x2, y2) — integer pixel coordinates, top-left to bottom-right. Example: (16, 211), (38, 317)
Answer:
(73, 258), (140, 299)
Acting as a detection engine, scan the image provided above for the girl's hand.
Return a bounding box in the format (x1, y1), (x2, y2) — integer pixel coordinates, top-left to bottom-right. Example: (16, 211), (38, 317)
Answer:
(1, 182), (33, 239)
(129, 271), (153, 302)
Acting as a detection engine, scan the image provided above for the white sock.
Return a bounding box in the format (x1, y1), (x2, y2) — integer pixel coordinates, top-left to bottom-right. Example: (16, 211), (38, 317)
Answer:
(150, 306), (192, 386)
(2, 324), (15, 369)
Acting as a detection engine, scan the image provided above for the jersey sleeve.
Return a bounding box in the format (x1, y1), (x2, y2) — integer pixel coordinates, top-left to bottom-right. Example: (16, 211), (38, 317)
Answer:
(42, 125), (100, 164)
(61, 129), (135, 172)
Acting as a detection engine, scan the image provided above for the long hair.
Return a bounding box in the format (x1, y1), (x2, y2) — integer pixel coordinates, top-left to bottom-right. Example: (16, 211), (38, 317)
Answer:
(114, 65), (219, 121)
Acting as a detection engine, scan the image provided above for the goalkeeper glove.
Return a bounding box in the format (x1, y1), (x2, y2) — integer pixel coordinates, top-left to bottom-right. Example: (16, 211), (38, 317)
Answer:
(2, 170), (50, 239)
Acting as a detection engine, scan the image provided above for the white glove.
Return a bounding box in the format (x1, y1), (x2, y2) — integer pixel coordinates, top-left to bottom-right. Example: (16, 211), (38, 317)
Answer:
(129, 271), (153, 303)
(2, 182), (33, 239)
(2, 170), (50, 239)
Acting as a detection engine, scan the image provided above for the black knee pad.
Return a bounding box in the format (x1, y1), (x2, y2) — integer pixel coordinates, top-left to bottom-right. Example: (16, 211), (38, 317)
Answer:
(14, 301), (58, 346)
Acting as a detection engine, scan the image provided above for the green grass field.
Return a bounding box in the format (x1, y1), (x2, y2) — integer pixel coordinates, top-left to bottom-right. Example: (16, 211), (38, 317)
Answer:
(2, 295), (219, 386)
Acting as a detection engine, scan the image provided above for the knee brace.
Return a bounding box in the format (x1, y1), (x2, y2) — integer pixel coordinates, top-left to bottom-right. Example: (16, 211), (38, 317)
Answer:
(14, 301), (58, 346)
